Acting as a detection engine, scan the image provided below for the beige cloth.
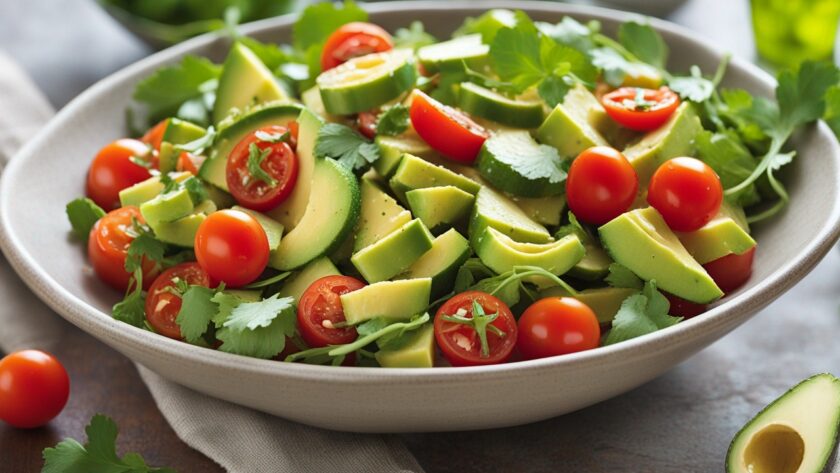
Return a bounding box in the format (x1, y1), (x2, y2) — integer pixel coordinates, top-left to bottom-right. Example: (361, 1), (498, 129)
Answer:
(0, 50), (423, 473)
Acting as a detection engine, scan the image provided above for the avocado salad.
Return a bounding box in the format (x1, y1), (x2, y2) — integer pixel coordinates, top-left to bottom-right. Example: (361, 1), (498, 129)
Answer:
(65, 2), (840, 367)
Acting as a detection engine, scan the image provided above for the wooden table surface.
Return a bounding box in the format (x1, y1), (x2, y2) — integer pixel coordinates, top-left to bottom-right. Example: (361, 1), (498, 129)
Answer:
(6, 1), (839, 473)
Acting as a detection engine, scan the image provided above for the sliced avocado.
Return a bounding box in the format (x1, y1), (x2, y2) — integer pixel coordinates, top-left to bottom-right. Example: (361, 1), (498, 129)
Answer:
(340, 278), (432, 325)
(355, 178), (412, 252)
(475, 227), (584, 276)
(676, 203), (756, 264)
(269, 158), (360, 270)
(389, 153), (481, 202)
(232, 206), (284, 252)
(159, 119), (206, 173)
(204, 185), (236, 210)
(537, 84), (610, 158)
(375, 324), (436, 368)
(726, 373), (840, 473)
(140, 187), (194, 225)
(277, 257), (341, 303)
(477, 131), (566, 197)
(513, 194), (566, 226)
(150, 212), (206, 247)
(406, 186), (475, 231)
(351, 219), (434, 283)
(568, 244), (613, 281)
(417, 34), (489, 74)
(599, 207), (723, 303)
(375, 132), (440, 178)
(540, 286), (637, 324)
(119, 172), (191, 208)
(623, 102), (703, 182)
(469, 186), (552, 244)
(213, 42), (291, 124)
(396, 229), (471, 298)
(317, 50), (417, 115)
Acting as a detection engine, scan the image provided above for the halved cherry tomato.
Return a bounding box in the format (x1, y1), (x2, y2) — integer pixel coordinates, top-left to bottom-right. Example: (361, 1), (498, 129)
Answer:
(601, 86), (680, 132)
(566, 146), (639, 225)
(647, 157), (723, 232)
(409, 90), (489, 164)
(434, 291), (517, 367)
(145, 263), (211, 340)
(704, 246), (756, 294)
(86, 139), (152, 210)
(0, 350), (69, 428)
(287, 120), (299, 150)
(321, 22), (393, 71)
(88, 206), (158, 291)
(226, 125), (299, 212)
(517, 297), (600, 360)
(194, 209), (269, 287)
(176, 151), (204, 175)
(141, 119), (169, 151)
(357, 111), (379, 139)
(297, 275), (366, 348)
(664, 293), (707, 319)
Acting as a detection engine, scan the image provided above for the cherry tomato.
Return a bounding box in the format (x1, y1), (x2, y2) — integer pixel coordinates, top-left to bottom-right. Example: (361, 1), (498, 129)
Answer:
(357, 111), (379, 139)
(704, 246), (756, 294)
(88, 206), (157, 291)
(601, 86), (681, 132)
(647, 157), (723, 232)
(194, 209), (269, 287)
(409, 90), (489, 164)
(566, 146), (639, 225)
(176, 151), (204, 175)
(226, 126), (299, 212)
(297, 275), (366, 348)
(0, 350), (69, 428)
(141, 119), (169, 152)
(145, 263), (211, 340)
(517, 297), (600, 360)
(86, 139), (153, 210)
(434, 291), (517, 367)
(321, 22), (394, 71)
(664, 293), (707, 319)
(287, 120), (299, 150)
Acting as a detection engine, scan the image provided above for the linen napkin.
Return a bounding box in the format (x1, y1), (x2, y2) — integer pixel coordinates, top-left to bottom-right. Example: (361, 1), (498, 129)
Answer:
(0, 50), (423, 473)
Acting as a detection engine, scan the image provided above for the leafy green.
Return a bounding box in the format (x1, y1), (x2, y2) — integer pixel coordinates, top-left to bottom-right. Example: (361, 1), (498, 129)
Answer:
(43, 414), (176, 473)
(246, 143), (278, 187)
(604, 263), (643, 290)
(694, 130), (760, 206)
(314, 123), (380, 171)
(536, 17), (598, 54)
(113, 225), (168, 328)
(823, 85), (840, 138)
(376, 105), (410, 136)
(133, 56), (221, 121)
(182, 176), (208, 204)
(617, 21), (667, 69)
(469, 265), (578, 308)
(393, 21), (436, 50)
(356, 317), (424, 351)
(65, 198), (105, 241)
(175, 285), (218, 343)
(487, 132), (566, 185)
(604, 281), (681, 345)
(210, 291), (243, 328)
(216, 294), (296, 358)
(292, 0), (367, 81)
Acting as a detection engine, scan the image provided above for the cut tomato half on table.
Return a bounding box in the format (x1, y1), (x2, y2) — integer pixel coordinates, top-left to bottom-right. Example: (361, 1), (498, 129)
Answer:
(321, 22), (394, 71)
(86, 138), (153, 210)
(226, 125), (299, 212)
(145, 262), (211, 340)
(87, 206), (158, 291)
(434, 291), (517, 367)
(601, 86), (680, 132)
(297, 275), (366, 348)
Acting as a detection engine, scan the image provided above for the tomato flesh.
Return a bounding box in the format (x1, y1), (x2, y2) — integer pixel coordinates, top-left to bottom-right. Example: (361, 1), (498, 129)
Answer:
(321, 22), (393, 71)
(601, 86), (680, 132)
(566, 146), (639, 225)
(0, 350), (69, 428)
(88, 206), (157, 291)
(517, 297), (600, 360)
(86, 139), (152, 210)
(297, 275), (365, 348)
(141, 119), (169, 152)
(704, 246), (756, 294)
(357, 111), (379, 139)
(647, 157), (723, 232)
(664, 293), (707, 319)
(145, 262), (211, 340)
(409, 90), (488, 164)
(226, 125), (299, 212)
(194, 209), (269, 287)
(434, 291), (517, 366)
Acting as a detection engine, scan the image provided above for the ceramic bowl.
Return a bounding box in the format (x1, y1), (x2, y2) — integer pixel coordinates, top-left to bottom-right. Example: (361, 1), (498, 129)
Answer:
(2, 1), (839, 433)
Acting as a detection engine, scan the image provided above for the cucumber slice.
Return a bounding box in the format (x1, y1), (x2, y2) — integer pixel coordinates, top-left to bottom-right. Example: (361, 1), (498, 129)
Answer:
(268, 158), (360, 270)
(477, 131), (565, 197)
(199, 103), (302, 192)
(458, 82), (544, 128)
(317, 50), (417, 115)
(417, 34), (489, 74)
(213, 42), (291, 124)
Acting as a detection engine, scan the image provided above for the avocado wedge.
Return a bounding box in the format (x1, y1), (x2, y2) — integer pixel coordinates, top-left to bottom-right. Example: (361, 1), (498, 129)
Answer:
(726, 373), (840, 473)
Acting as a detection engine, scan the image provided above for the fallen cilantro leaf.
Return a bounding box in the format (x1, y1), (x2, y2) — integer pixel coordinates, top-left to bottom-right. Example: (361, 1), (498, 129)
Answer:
(217, 294), (296, 358)
(133, 56), (221, 122)
(393, 21), (437, 50)
(314, 123), (380, 171)
(376, 105), (410, 136)
(65, 198), (105, 241)
(604, 281), (681, 345)
(246, 143), (278, 187)
(617, 21), (667, 69)
(175, 285), (219, 344)
(605, 263), (643, 290)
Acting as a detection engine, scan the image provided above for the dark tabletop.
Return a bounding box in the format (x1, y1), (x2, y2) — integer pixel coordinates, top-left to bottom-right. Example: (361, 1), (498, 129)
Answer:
(4, 1), (839, 472)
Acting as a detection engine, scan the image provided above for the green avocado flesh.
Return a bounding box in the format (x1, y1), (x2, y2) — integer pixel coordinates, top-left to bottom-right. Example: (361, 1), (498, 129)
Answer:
(213, 42), (290, 124)
(396, 228), (471, 298)
(676, 203), (755, 264)
(475, 227), (584, 276)
(355, 178), (412, 252)
(232, 206), (284, 251)
(140, 187), (194, 225)
(389, 153), (481, 203)
(599, 207), (722, 303)
(374, 133), (440, 178)
(119, 173), (191, 208)
(277, 257), (341, 303)
(537, 84), (610, 158)
(469, 186), (551, 245)
(375, 324), (435, 368)
(351, 219), (434, 283)
(726, 373), (840, 473)
(540, 286), (637, 324)
(159, 119), (206, 173)
(340, 278), (432, 325)
(513, 194), (566, 226)
(406, 186), (475, 231)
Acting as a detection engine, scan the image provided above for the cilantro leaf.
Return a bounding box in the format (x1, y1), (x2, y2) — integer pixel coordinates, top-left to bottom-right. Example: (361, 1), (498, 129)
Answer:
(604, 263), (643, 290)
(314, 123), (380, 171)
(393, 21), (436, 50)
(695, 130), (760, 206)
(210, 291), (243, 328)
(484, 131), (566, 186)
(66, 198), (105, 241)
(246, 143), (278, 187)
(217, 294), (296, 358)
(617, 21), (667, 69)
(125, 231), (166, 274)
(823, 85), (840, 138)
(536, 17), (598, 54)
(292, 0), (367, 52)
(112, 289), (146, 329)
(668, 67), (715, 103)
(175, 285), (218, 344)
(237, 37), (297, 71)
(376, 105), (410, 136)
(182, 176), (208, 204)
(589, 47), (660, 88)
(604, 281), (681, 345)
(223, 294), (294, 331)
(43, 414), (176, 473)
(469, 265), (578, 308)
(133, 56), (221, 121)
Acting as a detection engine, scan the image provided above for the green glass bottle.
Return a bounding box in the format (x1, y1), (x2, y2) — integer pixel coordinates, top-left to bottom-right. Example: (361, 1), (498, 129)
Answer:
(751, 0), (840, 69)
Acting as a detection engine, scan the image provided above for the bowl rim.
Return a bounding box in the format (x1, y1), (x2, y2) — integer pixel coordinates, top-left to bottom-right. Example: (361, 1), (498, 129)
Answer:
(2, 0), (839, 384)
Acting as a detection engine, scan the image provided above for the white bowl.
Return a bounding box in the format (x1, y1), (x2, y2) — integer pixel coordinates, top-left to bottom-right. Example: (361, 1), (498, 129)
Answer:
(2, 1), (839, 433)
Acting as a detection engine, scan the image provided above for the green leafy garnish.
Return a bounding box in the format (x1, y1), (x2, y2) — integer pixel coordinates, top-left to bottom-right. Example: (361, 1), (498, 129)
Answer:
(292, 0), (367, 81)
(65, 198), (105, 241)
(216, 294), (296, 359)
(441, 300), (506, 358)
(175, 285), (219, 344)
(246, 143), (278, 187)
(393, 21), (437, 50)
(617, 21), (668, 69)
(695, 130), (761, 206)
(255, 129), (291, 143)
(43, 414), (176, 473)
(376, 105), (410, 136)
(604, 263), (643, 290)
(604, 281), (681, 345)
(314, 123), (380, 171)
(133, 56), (221, 122)
(113, 225), (168, 328)
(469, 265), (578, 308)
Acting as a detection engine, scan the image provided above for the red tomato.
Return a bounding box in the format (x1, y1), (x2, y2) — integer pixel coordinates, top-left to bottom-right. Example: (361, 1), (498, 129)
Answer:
(409, 90), (489, 164)
(357, 111), (378, 139)
(664, 293), (707, 319)
(321, 22), (394, 71)
(704, 246), (756, 294)
(86, 139), (153, 210)
(145, 263), (211, 340)
(287, 120), (299, 150)
(176, 151), (204, 175)
(434, 291), (517, 367)
(297, 275), (365, 348)
(194, 209), (269, 287)
(566, 146), (639, 225)
(647, 157), (723, 232)
(141, 119), (169, 151)
(226, 126), (299, 212)
(87, 206), (157, 291)
(601, 86), (681, 131)
(0, 350), (69, 428)
(517, 297), (600, 360)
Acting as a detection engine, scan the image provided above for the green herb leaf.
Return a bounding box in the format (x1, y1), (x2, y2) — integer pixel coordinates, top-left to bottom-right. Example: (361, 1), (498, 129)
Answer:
(617, 21), (667, 69)
(65, 198), (105, 241)
(246, 143), (278, 187)
(669, 66), (715, 103)
(536, 17), (598, 54)
(292, 0), (367, 52)
(469, 265), (578, 307)
(125, 231), (166, 274)
(182, 176), (208, 204)
(605, 263), (643, 290)
(605, 281), (681, 345)
(393, 21), (437, 50)
(823, 85), (840, 138)
(216, 294), (296, 358)
(112, 288), (147, 329)
(376, 105), (410, 136)
(695, 130), (760, 206)
(133, 56), (221, 121)
(314, 123), (380, 171)
(237, 37), (297, 71)
(210, 291), (244, 328)
(175, 285), (218, 343)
